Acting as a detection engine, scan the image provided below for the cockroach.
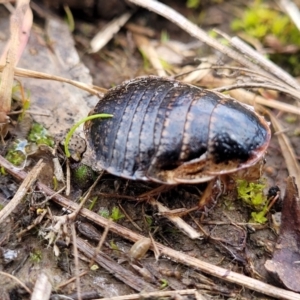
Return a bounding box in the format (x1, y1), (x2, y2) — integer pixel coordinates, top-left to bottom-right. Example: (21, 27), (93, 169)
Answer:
(85, 76), (270, 184)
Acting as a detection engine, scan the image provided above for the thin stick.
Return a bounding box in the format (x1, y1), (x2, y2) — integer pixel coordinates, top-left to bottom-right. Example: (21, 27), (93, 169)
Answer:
(0, 159), (45, 224)
(94, 289), (198, 300)
(16, 209), (47, 238)
(71, 223), (82, 300)
(150, 198), (201, 239)
(89, 219), (111, 267)
(0, 66), (107, 95)
(229, 36), (300, 90)
(213, 82), (300, 101)
(119, 204), (143, 232)
(73, 172), (104, 216)
(0, 271), (32, 294)
(229, 89), (300, 116)
(56, 271), (88, 290)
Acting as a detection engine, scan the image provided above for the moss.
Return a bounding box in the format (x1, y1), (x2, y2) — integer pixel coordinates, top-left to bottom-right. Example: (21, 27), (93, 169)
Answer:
(236, 179), (268, 223)
(231, 1), (300, 75)
(5, 140), (28, 166)
(28, 123), (54, 147)
(231, 4), (300, 45)
(99, 207), (110, 219)
(71, 163), (95, 189)
(98, 207), (125, 222)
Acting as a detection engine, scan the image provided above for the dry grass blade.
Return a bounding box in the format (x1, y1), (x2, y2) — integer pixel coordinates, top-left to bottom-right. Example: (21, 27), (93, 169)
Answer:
(133, 34), (167, 77)
(214, 82), (300, 101)
(89, 219), (111, 267)
(269, 114), (300, 195)
(279, 0), (300, 31)
(90, 12), (132, 53)
(229, 89), (300, 116)
(0, 66), (107, 95)
(0, 0), (32, 115)
(181, 58), (213, 83)
(150, 198), (201, 239)
(216, 31), (300, 90)
(30, 273), (51, 300)
(55, 271), (88, 290)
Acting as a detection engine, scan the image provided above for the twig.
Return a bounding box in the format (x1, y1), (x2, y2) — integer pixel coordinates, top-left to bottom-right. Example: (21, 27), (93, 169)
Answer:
(150, 198), (202, 240)
(0, 66), (107, 96)
(228, 35), (300, 90)
(56, 271), (88, 290)
(0, 271), (32, 294)
(16, 209), (47, 238)
(71, 223), (82, 300)
(0, 159), (45, 224)
(213, 82), (300, 101)
(119, 204), (143, 232)
(228, 89), (300, 116)
(68, 171), (104, 220)
(94, 289), (199, 300)
(77, 238), (156, 292)
(89, 219), (111, 267)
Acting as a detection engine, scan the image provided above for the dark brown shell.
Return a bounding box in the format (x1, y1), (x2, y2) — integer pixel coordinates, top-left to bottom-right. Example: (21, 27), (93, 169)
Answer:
(85, 76), (271, 184)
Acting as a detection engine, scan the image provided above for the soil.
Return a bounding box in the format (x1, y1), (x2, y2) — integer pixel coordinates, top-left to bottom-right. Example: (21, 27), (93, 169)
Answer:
(0, 1), (299, 300)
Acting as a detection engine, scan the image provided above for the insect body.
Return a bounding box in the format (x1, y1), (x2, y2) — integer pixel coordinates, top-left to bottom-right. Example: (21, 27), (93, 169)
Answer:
(85, 76), (271, 184)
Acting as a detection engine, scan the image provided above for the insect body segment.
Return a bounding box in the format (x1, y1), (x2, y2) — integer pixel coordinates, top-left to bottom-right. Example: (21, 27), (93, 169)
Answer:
(85, 76), (270, 184)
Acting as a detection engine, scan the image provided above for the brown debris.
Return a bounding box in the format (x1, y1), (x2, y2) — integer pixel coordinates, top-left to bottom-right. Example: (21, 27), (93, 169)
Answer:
(265, 177), (300, 292)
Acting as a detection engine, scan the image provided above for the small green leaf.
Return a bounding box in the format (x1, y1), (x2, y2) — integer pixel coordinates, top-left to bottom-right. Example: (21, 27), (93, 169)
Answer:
(236, 179), (269, 224)
(110, 240), (119, 251)
(186, 0), (201, 9)
(110, 206), (125, 222)
(160, 278), (169, 289)
(64, 114), (112, 157)
(251, 210), (268, 224)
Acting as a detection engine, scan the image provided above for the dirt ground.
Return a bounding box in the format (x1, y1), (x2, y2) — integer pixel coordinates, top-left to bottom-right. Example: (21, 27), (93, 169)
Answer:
(0, 1), (300, 300)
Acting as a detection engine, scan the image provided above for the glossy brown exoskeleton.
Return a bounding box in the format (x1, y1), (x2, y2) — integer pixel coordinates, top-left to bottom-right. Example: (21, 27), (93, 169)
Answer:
(85, 76), (271, 184)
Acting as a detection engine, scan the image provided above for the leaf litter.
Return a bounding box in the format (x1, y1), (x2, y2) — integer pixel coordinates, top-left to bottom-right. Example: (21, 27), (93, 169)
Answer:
(0, 1), (300, 299)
